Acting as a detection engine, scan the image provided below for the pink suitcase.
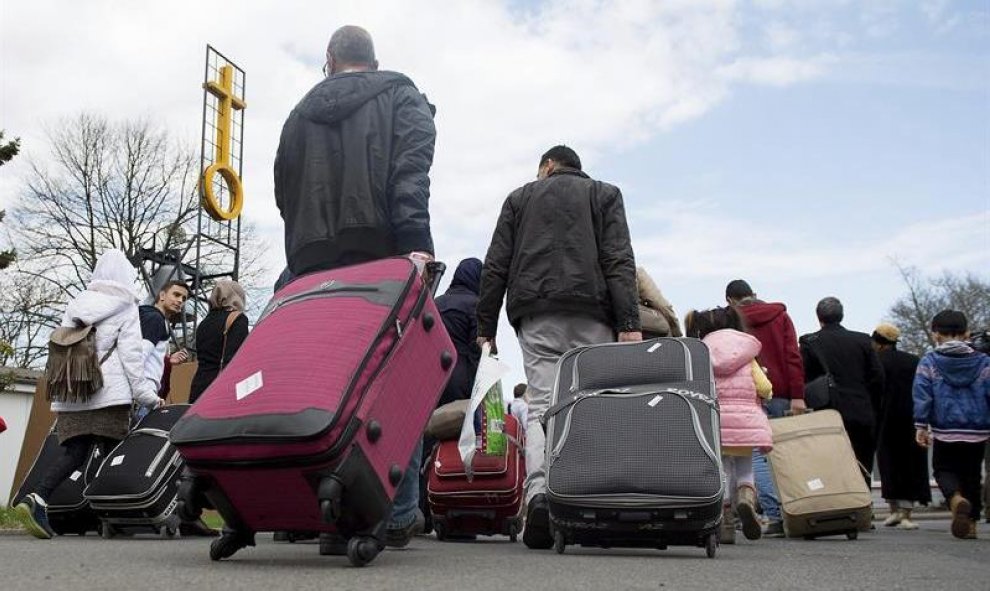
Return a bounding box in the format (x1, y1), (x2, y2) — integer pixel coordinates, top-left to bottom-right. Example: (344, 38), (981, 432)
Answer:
(170, 258), (455, 566)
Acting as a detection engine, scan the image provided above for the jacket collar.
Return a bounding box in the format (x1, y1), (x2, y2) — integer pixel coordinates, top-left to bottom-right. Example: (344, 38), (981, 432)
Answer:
(549, 166), (589, 179)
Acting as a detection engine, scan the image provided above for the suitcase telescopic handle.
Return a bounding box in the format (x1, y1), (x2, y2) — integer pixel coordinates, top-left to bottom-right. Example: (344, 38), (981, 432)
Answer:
(424, 261), (446, 296)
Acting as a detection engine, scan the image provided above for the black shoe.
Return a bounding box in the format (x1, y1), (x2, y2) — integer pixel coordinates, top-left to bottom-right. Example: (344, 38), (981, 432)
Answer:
(764, 520), (785, 538)
(318, 532), (348, 555)
(522, 494), (553, 550)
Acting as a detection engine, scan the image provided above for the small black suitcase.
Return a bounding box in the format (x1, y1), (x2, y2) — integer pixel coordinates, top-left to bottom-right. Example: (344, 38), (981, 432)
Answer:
(84, 405), (190, 538)
(11, 430), (104, 536)
(543, 338), (724, 557)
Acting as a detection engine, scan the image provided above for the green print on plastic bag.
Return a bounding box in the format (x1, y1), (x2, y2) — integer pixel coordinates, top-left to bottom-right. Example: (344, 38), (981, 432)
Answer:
(482, 381), (506, 455)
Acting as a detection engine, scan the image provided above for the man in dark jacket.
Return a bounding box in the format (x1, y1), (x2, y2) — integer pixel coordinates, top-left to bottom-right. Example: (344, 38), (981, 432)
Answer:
(476, 145), (641, 550)
(274, 25), (437, 276)
(800, 297), (885, 485)
(871, 323), (929, 530)
(272, 25), (436, 549)
(725, 279), (805, 537)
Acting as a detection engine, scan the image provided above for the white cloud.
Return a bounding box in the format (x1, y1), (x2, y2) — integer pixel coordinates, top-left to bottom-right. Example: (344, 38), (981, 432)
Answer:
(764, 21), (801, 51)
(716, 54), (833, 86)
(632, 201), (989, 282)
(0, 0), (834, 276)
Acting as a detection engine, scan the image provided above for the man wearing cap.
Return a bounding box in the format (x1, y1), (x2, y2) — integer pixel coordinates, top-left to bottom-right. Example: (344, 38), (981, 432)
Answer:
(872, 323), (929, 530)
(725, 279), (805, 536)
(800, 297), (885, 487)
(914, 310), (990, 539)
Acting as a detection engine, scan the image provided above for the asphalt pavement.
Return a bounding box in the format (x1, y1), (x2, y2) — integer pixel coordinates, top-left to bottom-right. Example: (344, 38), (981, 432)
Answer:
(1, 518), (988, 591)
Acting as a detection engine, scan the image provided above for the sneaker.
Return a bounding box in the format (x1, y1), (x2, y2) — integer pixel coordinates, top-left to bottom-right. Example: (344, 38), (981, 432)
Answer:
(764, 520), (785, 538)
(950, 494), (973, 539)
(385, 509), (425, 548)
(522, 494), (553, 550)
(897, 518), (919, 530)
(883, 511), (903, 527)
(14, 493), (54, 540)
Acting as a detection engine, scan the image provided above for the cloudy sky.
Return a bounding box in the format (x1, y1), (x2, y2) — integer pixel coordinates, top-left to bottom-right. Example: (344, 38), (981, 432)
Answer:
(2, 0), (988, 385)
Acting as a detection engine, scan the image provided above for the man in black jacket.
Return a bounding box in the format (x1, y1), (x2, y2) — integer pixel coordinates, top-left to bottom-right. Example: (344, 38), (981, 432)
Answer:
(476, 145), (641, 550)
(800, 297), (885, 485)
(273, 25), (436, 549)
(275, 25), (437, 276)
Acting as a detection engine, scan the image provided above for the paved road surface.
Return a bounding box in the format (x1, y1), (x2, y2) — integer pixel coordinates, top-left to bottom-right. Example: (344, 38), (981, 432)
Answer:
(1, 519), (988, 590)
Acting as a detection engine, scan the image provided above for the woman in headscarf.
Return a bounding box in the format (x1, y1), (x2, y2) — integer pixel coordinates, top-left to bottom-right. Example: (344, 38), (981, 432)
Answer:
(188, 280), (249, 403)
(15, 249), (161, 539)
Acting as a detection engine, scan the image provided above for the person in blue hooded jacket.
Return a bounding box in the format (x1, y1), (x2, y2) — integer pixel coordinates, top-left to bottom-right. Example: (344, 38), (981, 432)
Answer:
(914, 310), (990, 540)
(434, 258), (483, 407)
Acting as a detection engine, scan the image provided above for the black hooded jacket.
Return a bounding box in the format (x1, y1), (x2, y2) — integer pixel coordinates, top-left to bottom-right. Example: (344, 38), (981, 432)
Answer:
(477, 168), (640, 336)
(435, 258), (483, 406)
(275, 70), (437, 275)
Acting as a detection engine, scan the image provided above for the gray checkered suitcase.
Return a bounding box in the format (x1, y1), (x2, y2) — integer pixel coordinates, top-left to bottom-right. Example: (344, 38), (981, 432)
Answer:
(543, 338), (724, 557)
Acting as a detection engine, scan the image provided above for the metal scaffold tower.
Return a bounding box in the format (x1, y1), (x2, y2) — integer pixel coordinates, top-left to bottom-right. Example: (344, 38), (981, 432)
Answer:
(137, 45), (246, 350)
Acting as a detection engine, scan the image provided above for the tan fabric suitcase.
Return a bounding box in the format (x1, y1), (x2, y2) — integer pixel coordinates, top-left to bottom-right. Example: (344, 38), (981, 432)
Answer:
(768, 410), (872, 539)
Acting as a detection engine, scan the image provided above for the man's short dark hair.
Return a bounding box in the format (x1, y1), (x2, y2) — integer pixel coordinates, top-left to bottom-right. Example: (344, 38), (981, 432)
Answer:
(328, 25), (376, 65)
(540, 145), (581, 170)
(725, 279), (754, 301)
(159, 280), (190, 296)
(931, 309), (968, 336)
(816, 297), (844, 325)
(513, 383), (527, 399)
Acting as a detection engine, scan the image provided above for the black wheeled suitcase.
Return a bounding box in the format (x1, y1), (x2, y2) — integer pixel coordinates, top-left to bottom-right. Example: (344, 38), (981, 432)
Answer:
(83, 405), (190, 538)
(11, 430), (104, 536)
(543, 338), (725, 557)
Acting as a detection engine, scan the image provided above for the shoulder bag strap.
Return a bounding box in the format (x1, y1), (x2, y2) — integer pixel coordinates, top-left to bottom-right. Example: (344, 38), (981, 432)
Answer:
(219, 311), (242, 370)
(98, 328), (121, 365)
(806, 335), (832, 375)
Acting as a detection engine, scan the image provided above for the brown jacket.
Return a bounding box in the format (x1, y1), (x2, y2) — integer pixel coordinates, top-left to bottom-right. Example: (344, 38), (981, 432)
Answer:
(636, 266), (682, 337)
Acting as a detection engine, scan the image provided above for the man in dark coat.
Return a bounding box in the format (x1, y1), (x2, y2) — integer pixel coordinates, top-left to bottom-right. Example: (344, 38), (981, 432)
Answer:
(800, 297), (885, 486)
(476, 145), (641, 550)
(275, 26), (436, 276)
(872, 323), (930, 529)
(434, 258), (483, 406)
(272, 25), (436, 549)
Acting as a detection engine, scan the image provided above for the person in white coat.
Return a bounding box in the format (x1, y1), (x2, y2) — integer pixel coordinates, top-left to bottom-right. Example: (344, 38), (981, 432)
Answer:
(15, 249), (161, 539)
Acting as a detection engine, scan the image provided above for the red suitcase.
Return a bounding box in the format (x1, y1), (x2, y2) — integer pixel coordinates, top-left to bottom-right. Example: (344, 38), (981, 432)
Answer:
(170, 258), (455, 566)
(427, 414), (525, 541)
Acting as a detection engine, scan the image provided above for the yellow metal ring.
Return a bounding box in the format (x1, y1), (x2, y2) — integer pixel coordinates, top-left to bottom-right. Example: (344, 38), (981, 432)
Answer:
(200, 163), (244, 221)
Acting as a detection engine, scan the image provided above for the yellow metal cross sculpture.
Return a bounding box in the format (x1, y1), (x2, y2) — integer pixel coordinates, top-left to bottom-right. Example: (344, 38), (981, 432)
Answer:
(200, 64), (246, 221)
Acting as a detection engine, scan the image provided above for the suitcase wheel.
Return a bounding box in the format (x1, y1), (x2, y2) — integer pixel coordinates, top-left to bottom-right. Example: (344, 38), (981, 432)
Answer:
(100, 522), (116, 540)
(346, 536), (380, 568)
(553, 530), (566, 555)
(846, 531), (858, 541)
(318, 477), (345, 524)
(705, 533), (718, 559)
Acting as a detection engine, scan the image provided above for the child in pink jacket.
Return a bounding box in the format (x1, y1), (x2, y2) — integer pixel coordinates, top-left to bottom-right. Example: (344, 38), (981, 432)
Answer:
(686, 307), (773, 543)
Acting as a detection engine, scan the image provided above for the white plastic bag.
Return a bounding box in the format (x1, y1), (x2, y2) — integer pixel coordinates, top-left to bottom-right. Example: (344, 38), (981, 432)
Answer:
(457, 344), (510, 476)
